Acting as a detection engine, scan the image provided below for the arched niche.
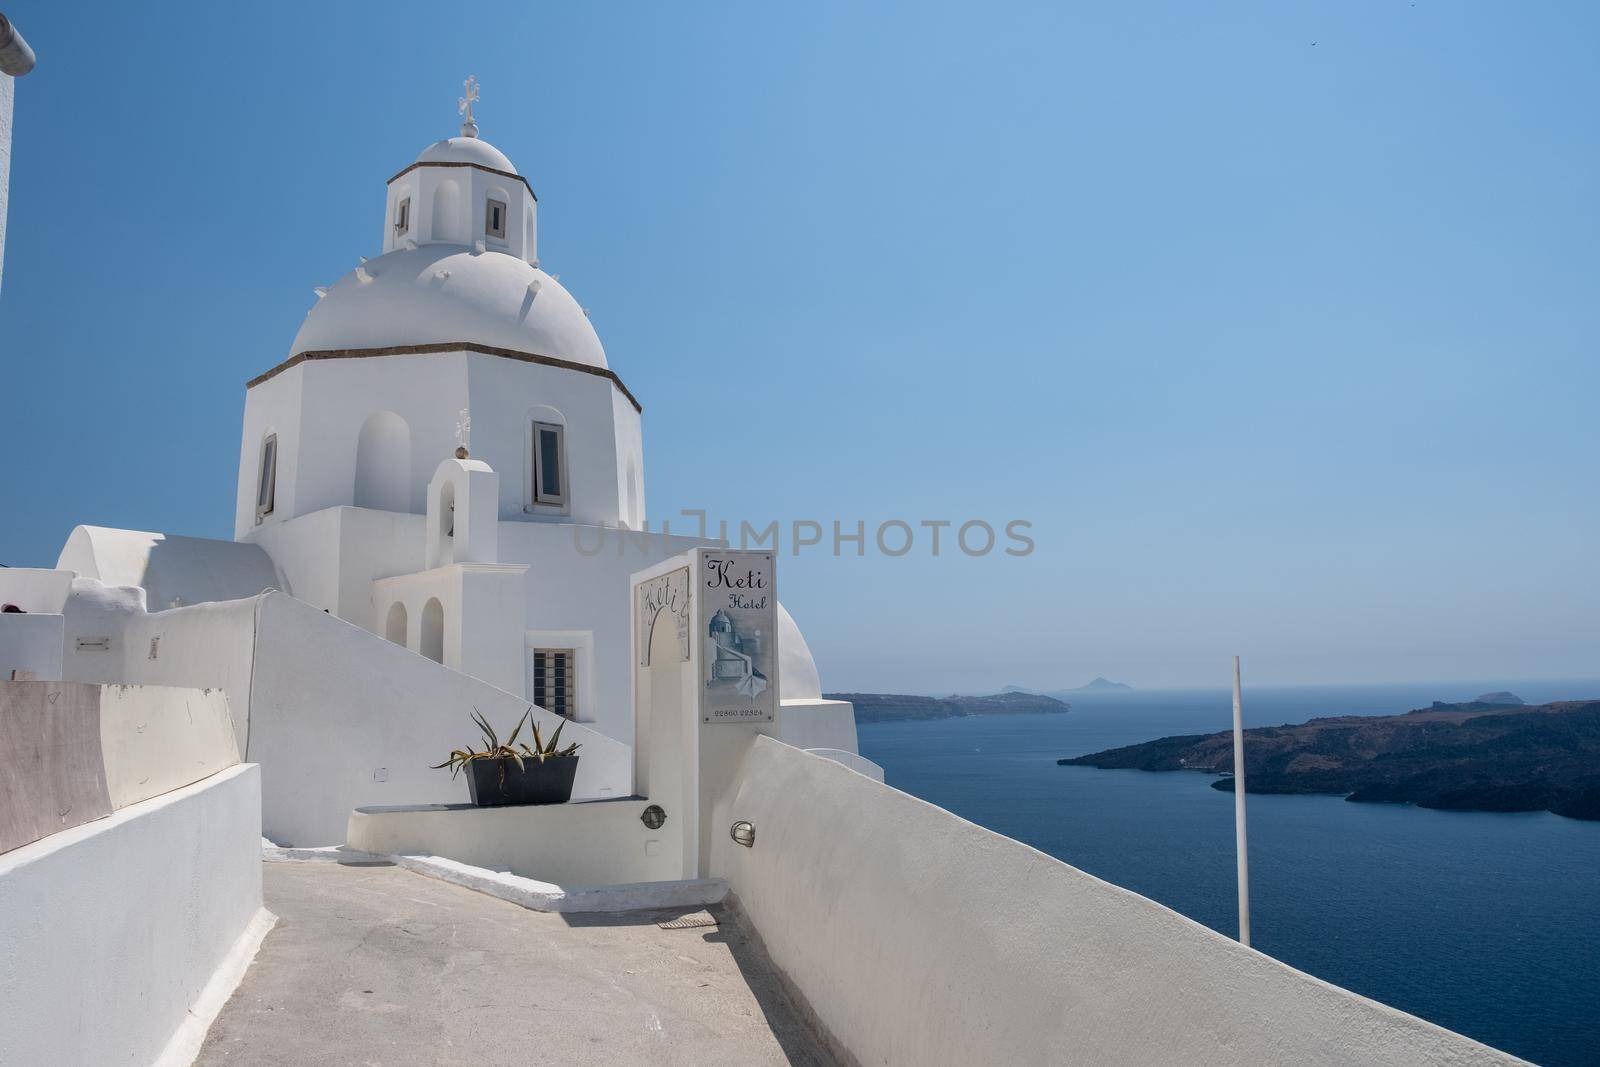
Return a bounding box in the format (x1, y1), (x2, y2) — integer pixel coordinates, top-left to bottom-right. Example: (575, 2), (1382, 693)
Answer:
(354, 411), (412, 513)
(384, 601), (408, 646)
(432, 177), (465, 245)
(420, 598), (444, 663)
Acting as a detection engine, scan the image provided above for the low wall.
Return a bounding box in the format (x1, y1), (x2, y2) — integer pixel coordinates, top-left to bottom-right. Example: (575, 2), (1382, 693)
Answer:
(0, 764), (266, 1067)
(55, 586), (632, 847)
(0, 681), (111, 853)
(249, 591), (633, 846)
(99, 684), (240, 810)
(0, 566), (75, 612)
(1, 682), (243, 854)
(0, 612), (63, 681)
(710, 737), (1517, 1066)
(348, 796), (679, 886)
(803, 747), (884, 782)
(776, 697), (859, 753)
(60, 584), (259, 754)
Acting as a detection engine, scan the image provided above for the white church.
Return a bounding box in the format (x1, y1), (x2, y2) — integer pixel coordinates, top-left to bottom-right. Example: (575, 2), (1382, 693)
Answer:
(0, 66), (1514, 1067)
(1, 85), (867, 848)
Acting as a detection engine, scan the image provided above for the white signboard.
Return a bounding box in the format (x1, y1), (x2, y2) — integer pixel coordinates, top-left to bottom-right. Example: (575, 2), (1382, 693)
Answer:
(697, 550), (777, 725)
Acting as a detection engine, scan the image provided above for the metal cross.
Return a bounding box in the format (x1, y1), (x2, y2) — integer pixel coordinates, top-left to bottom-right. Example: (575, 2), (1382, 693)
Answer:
(458, 75), (480, 135)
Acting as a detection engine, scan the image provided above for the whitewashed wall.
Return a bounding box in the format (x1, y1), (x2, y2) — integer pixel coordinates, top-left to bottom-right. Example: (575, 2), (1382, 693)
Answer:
(0, 764), (266, 1067)
(58, 526), (282, 612)
(99, 685), (240, 809)
(373, 562), (530, 696)
(710, 738), (1518, 1067)
(62, 586), (260, 754)
(0, 566), (73, 612)
(0, 613), (61, 679)
(348, 796), (678, 886)
(58, 587), (631, 846)
(246, 591), (631, 845)
(775, 698), (860, 754)
(237, 352), (641, 537)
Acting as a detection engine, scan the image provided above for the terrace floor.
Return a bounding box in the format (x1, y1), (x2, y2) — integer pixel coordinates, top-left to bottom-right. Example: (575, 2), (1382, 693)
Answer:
(196, 861), (833, 1066)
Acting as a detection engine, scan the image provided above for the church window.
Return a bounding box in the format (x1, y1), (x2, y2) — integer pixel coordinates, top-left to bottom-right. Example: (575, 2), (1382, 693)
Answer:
(395, 197), (411, 236)
(486, 198), (507, 239)
(530, 421), (565, 507)
(255, 434), (277, 523)
(531, 649), (576, 720)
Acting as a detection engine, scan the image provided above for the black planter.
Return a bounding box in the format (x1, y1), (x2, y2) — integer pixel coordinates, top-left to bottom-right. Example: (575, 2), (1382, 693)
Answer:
(464, 755), (578, 807)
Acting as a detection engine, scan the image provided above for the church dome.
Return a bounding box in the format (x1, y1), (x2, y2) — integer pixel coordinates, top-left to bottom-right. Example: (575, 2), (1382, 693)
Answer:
(414, 136), (518, 174)
(288, 245), (607, 369)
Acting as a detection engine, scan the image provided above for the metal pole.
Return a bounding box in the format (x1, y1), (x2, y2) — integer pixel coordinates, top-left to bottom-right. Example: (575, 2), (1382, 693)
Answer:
(1232, 655), (1251, 947)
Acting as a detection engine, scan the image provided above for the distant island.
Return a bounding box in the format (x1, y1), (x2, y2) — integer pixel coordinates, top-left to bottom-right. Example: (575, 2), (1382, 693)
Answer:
(834, 691), (1071, 724)
(1003, 679), (1133, 695)
(1068, 677), (1133, 692)
(1059, 698), (1600, 821)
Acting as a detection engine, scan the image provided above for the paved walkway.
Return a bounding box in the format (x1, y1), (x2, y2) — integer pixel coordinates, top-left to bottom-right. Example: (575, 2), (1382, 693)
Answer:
(198, 861), (833, 1066)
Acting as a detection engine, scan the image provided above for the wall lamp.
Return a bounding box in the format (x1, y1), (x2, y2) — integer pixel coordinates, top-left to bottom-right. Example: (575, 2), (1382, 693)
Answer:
(729, 820), (755, 848)
(640, 804), (666, 830)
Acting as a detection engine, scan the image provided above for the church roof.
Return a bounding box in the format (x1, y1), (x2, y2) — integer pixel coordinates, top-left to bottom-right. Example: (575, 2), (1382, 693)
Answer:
(287, 246), (607, 370)
(414, 136), (518, 175)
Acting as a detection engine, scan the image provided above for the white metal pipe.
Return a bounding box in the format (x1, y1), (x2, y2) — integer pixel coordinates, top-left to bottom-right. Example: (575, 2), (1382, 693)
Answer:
(1232, 654), (1251, 947)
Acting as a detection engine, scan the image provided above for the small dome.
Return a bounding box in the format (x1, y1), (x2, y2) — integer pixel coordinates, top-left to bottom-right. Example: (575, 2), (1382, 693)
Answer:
(777, 603), (823, 700)
(415, 136), (517, 174)
(290, 246), (605, 368)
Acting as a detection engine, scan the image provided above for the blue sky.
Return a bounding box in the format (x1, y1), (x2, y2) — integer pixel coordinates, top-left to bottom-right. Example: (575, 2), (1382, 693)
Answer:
(1, 2), (1596, 692)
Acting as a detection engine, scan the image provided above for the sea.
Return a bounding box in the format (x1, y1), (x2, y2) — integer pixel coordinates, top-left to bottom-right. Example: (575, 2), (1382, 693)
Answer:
(855, 679), (1600, 1067)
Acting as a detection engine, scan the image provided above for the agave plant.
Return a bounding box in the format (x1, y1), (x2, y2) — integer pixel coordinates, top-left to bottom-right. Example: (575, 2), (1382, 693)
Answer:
(431, 707), (581, 779)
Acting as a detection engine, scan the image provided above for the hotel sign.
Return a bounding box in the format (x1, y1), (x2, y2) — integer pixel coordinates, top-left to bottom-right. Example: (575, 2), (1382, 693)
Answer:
(697, 549), (777, 725)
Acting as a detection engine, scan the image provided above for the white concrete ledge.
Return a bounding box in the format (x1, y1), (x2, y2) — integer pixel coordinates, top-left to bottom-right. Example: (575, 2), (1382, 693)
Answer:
(0, 764), (264, 1067)
(154, 906), (277, 1067)
(805, 746), (885, 782)
(711, 738), (1521, 1066)
(261, 839), (389, 864)
(392, 853), (728, 913)
(348, 796), (683, 885)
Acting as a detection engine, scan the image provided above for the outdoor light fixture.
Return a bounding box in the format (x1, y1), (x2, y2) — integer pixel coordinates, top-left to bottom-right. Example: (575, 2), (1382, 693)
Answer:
(730, 820), (755, 848)
(640, 804), (666, 830)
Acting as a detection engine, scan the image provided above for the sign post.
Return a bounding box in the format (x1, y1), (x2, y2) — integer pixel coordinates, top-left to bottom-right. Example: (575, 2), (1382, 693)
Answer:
(1232, 655), (1251, 948)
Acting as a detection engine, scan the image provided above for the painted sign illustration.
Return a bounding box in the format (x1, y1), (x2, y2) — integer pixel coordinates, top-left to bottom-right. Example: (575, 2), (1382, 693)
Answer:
(698, 550), (777, 724)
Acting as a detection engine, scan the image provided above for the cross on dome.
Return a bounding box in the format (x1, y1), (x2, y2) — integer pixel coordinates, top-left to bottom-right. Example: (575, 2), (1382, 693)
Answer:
(458, 75), (481, 138)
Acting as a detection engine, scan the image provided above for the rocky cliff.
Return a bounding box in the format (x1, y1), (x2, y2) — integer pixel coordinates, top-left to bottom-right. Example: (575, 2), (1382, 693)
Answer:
(1059, 700), (1600, 820)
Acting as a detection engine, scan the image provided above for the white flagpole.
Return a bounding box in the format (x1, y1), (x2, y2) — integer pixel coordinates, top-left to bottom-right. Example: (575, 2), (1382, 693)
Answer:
(1232, 655), (1251, 948)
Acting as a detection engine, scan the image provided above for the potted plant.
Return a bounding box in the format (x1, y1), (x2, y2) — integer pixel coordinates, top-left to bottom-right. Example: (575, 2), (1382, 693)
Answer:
(432, 708), (581, 807)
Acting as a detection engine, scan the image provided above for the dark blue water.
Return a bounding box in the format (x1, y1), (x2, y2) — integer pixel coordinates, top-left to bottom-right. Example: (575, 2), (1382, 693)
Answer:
(856, 680), (1600, 1067)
